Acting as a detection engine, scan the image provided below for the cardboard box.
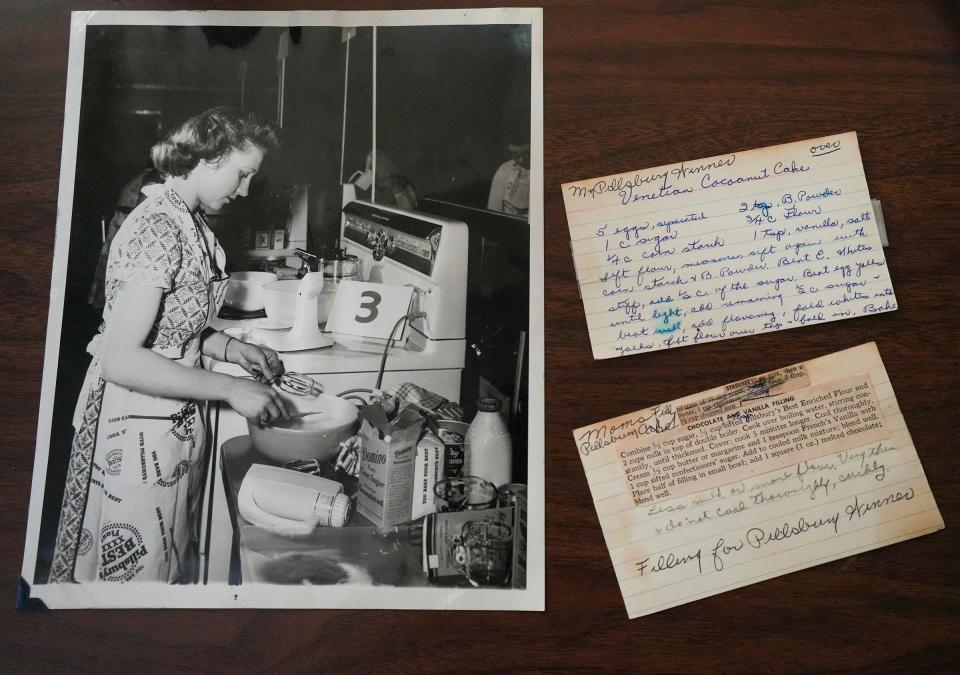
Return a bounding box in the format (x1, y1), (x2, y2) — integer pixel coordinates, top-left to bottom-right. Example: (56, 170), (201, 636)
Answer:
(412, 434), (443, 520)
(436, 420), (468, 479)
(356, 405), (424, 527)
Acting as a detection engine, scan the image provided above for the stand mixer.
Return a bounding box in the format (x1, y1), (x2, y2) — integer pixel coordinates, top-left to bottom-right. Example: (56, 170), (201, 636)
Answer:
(253, 249), (335, 352)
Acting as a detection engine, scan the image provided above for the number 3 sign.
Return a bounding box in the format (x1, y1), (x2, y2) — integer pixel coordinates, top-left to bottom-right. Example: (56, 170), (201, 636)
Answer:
(325, 280), (416, 340)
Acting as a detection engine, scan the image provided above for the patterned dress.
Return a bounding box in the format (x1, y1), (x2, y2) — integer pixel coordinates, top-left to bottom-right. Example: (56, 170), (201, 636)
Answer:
(50, 186), (228, 583)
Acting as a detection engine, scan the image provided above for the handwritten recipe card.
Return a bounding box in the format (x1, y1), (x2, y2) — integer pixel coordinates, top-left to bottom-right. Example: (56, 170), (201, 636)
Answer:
(563, 133), (897, 359)
(573, 343), (942, 619)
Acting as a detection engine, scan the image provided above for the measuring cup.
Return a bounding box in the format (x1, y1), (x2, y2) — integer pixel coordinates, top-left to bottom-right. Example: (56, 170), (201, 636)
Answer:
(450, 519), (513, 587)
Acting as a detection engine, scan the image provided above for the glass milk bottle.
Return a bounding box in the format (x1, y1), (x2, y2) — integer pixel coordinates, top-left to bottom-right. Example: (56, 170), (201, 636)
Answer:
(465, 397), (513, 488)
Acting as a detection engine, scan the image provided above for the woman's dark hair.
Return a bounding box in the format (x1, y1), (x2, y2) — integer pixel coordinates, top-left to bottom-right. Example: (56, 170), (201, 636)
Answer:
(151, 107), (281, 178)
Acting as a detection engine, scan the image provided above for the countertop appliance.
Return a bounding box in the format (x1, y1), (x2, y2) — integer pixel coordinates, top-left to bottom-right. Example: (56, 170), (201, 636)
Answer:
(237, 464), (352, 534)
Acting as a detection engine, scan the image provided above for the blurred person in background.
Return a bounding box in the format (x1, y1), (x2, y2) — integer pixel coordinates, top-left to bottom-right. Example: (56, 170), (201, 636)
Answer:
(487, 137), (530, 218)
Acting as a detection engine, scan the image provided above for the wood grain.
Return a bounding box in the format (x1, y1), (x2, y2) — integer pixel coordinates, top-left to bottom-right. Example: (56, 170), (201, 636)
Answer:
(2, 0), (958, 671)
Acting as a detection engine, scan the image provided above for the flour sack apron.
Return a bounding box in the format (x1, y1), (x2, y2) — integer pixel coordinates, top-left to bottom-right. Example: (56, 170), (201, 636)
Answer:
(50, 200), (228, 584)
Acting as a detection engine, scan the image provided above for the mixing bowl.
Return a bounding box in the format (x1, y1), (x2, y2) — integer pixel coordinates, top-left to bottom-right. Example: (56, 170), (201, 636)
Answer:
(263, 279), (311, 324)
(263, 279), (338, 324)
(224, 271), (278, 311)
(247, 392), (360, 463)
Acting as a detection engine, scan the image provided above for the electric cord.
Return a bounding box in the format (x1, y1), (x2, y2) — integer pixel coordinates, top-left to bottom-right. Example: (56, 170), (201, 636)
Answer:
(375, 311), (426, 390)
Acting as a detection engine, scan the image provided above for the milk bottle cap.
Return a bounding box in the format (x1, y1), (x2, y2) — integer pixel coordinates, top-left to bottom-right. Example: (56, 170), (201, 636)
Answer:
(477, 397), (501, 413)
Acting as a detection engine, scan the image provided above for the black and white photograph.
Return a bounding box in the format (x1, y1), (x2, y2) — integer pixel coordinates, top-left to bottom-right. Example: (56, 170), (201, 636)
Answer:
(20, 8), (543, 610)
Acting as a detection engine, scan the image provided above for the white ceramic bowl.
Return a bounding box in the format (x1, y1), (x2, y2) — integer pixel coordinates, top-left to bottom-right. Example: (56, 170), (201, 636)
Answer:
(262, 279), (302, 323)
(247, 392), (360, 463)
(263, 279), (334, 324)
(224, 271), (278, 311)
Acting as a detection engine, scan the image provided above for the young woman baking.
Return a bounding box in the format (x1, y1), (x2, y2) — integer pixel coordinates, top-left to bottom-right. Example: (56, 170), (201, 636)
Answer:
(51, 107), (291, 583)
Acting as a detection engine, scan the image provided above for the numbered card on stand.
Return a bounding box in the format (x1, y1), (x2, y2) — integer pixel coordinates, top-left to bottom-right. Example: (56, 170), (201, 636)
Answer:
(325, 280), (415, 340)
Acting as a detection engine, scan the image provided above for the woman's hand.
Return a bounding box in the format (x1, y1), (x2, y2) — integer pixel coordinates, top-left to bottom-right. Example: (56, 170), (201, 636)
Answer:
(229, 340), (285, 384)
(226, 378), (290, 424)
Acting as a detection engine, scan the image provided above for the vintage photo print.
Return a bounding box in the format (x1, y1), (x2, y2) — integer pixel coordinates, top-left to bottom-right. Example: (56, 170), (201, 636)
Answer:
(21, 8), (543, 610)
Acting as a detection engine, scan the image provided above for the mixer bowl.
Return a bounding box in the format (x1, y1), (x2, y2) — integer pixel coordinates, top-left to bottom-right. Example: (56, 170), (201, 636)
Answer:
(247, 392), (360, 463)
(264, 279), (336, 324)
(262, 279), (303, 324)
(224, 271), (278, 311)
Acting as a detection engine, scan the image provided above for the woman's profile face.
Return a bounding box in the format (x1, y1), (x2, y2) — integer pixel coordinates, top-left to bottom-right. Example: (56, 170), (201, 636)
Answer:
(194, 144), (264, 211)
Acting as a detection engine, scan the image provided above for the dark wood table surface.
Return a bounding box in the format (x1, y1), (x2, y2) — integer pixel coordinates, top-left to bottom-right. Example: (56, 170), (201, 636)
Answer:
(2, 1), (958, 671)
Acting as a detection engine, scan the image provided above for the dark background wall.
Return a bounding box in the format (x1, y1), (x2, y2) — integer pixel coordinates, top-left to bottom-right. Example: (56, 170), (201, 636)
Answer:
(68, 24), (531, 268)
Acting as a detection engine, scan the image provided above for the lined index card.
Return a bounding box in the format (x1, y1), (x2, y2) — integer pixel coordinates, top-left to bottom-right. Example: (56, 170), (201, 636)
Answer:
(563, 133), (897, 359)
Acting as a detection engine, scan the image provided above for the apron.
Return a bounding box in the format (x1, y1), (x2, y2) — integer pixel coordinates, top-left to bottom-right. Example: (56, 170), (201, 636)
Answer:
(50, 198), (228, 584)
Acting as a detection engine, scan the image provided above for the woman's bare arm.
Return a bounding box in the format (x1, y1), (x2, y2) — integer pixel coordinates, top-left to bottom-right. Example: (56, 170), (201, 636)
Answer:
(99, 283), (288, 420)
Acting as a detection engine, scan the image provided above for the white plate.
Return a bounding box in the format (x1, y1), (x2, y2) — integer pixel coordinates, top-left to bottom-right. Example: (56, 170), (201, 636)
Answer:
(250, 318), (293, 331)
